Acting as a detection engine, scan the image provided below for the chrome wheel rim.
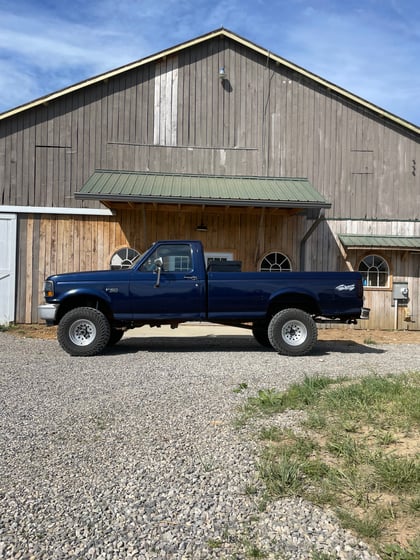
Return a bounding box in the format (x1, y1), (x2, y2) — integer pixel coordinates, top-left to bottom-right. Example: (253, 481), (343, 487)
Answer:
(281, 320), (308, 346)
(69, 319), (97, 346)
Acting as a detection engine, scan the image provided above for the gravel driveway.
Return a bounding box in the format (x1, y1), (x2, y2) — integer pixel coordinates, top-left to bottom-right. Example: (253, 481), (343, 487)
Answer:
(1, 329), (419, 559)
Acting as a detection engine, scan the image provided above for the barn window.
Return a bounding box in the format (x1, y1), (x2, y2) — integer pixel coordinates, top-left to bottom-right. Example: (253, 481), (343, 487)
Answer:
(358, 254), (389, 287)
(110, 247), (141, 269)
(259, 252), (292, 272)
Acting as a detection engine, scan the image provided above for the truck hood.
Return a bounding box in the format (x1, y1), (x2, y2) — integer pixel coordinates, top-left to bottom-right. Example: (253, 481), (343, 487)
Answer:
(48, 269), (132, 283)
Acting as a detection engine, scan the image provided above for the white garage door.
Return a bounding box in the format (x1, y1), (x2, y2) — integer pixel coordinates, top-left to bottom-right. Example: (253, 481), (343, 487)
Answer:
(0, 214), (17, 325)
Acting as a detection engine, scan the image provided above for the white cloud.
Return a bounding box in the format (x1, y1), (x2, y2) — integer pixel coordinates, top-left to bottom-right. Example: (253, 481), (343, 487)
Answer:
(0, 4), (153, 112)
(0, 9), (147, 71)
(258, 2), (420, 124)
(0, 60), (37, 111)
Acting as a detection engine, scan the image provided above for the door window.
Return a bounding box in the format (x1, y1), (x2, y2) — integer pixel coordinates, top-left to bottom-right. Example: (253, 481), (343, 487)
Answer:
(139, 244), (193, 272)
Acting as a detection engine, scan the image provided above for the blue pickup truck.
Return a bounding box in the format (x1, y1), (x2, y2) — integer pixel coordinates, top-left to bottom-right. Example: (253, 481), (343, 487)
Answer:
(38, 240), (369, 357)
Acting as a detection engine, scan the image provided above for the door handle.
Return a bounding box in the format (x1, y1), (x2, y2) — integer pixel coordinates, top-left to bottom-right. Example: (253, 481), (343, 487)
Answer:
(184, 275), (198, 280)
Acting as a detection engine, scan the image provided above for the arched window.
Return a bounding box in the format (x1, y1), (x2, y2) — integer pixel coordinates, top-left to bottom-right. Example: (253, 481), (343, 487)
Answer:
(259, 252), (292, 272)
(358, 254), (389, 287)
(110, 247), (141, 269)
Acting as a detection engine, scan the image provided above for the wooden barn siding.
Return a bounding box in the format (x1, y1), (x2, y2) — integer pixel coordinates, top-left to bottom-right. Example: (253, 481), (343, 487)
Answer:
(305, 219), (420, 330)
(115, 206), (304, 273)
(16, 213), (128, 323)
(18, 208), (304, 323)
(1, 37), (418, 218)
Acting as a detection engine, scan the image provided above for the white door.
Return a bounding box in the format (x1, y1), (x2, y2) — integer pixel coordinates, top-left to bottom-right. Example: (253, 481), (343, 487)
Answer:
(0, 214), (17, 324)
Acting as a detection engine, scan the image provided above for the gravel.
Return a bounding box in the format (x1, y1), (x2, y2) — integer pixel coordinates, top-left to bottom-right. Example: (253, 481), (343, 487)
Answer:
(1, 330), (419, 559)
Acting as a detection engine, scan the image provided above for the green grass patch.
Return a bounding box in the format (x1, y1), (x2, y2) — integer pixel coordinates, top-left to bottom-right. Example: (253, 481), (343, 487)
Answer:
(244, 375), (341, 416)
(241, 372), (420, 558)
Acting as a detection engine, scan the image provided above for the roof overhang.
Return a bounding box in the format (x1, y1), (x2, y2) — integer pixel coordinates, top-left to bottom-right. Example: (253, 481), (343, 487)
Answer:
(75, 171), (331, 211)
(339, 234), (420, 252)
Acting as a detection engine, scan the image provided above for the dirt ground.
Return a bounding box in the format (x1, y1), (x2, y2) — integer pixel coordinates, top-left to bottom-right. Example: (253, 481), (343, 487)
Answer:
(6, 323), (420, 344)
(319, 327), (420, 344)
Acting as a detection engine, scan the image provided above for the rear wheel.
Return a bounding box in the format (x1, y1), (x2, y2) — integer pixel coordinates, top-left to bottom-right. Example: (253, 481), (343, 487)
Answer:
(268, 308), (317, 356)
(58, 307), (111, 356)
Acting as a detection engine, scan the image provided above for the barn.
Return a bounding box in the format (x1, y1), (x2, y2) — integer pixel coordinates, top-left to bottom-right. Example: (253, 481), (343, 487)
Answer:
(0, 28), (419, 329)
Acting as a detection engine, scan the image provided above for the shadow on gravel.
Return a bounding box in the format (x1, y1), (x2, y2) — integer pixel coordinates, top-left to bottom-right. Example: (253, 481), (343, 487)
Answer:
(107, 336), (386, 355)
(109, 335), (264, 353)
(314, 340), (386, 355)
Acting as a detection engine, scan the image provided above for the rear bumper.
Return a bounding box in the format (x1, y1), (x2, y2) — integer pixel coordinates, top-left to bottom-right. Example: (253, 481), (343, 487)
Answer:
(38, 303), (59, 323)
(360, 307), (370, 320)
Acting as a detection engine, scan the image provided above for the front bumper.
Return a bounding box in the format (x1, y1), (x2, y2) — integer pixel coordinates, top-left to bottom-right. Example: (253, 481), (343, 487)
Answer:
(38, 303), (59, 323)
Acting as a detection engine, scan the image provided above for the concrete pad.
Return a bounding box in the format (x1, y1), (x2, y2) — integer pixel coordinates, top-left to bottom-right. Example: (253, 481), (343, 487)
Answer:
(125, 322), (250, 338)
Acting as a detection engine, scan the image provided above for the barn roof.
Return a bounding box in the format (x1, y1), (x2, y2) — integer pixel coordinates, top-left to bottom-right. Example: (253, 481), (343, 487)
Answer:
(0, 28), (418, 135)
(75, 170), (331, 210)
(339, 234), (420, 251)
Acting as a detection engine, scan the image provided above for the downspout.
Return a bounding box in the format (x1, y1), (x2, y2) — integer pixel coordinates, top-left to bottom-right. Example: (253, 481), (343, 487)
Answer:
(299, 208), (325, 271)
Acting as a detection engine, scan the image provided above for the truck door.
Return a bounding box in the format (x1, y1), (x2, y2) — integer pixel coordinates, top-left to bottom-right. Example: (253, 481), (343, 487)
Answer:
(129, 243), (206, 320)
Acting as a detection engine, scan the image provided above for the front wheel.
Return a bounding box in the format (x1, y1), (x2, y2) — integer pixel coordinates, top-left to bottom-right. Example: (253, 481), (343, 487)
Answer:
(57, 307), (111, 356)
(268, 308), (317, 356)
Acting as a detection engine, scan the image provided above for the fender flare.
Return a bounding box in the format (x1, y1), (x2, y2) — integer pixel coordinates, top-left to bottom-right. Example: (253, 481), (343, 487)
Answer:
(57, 287), (113, 305)
(267, 288), (320, 315)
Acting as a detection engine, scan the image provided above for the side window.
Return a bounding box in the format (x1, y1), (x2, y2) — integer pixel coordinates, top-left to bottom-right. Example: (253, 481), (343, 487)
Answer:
(139, 244), (192, 272)
(259, 252), (292, 272)
(358, 254), (389, 287)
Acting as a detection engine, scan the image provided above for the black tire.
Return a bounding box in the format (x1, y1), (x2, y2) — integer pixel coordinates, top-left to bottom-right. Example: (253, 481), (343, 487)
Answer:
(252, 321), (272, 348)
(107, 328), (124, 346)
(268, 308), (317, 356)
(57, 307), (111, 356)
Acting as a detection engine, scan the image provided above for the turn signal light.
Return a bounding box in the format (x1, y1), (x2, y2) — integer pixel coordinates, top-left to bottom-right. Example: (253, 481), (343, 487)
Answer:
(43, 281), (54, 298)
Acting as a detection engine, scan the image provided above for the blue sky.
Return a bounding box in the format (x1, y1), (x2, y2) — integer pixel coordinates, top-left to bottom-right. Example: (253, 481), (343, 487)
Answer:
(0, 0), (419, 125)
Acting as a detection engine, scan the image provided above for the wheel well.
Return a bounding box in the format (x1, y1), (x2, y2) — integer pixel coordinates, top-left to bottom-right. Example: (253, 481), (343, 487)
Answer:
(268, 293), (320, 318)
(56, 296), (113, 323)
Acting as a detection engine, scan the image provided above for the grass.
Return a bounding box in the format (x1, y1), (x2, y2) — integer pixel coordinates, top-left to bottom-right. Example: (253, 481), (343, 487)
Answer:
(363, 336), (377, 345)
(240, 372), (420, 559)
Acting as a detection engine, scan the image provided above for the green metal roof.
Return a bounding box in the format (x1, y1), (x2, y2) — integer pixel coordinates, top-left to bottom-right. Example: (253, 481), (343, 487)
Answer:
(339, 234), (420, 251)
(75, 171), (331, 209)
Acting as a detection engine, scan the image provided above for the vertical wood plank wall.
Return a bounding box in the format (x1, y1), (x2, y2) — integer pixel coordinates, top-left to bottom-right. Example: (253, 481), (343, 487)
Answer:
(17, 208), (305, 323)
(1, 38), (418, 217)
(20, 209), (418, 328)
(306, 220), (420, 330)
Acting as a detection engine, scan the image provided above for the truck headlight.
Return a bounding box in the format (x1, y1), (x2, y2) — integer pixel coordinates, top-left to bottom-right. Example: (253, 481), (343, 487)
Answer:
(44, 280), (54, 298)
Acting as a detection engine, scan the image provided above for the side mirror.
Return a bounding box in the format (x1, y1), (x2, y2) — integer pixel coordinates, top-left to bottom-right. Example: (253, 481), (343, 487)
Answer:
(154, 257), (163, 287)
